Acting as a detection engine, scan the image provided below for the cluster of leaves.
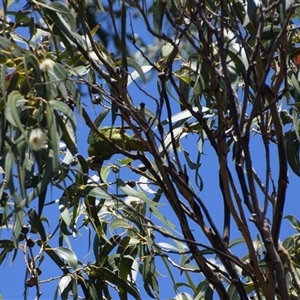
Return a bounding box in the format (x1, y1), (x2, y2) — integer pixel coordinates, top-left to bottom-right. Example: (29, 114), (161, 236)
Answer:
(2, 0), (300, 299)
(0, 1), (174, 299)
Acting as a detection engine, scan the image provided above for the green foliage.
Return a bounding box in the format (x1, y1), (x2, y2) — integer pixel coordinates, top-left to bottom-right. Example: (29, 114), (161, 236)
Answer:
(1, 0), (300, 300)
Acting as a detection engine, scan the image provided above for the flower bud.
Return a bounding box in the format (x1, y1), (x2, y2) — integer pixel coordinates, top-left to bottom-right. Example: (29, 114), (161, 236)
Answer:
(29, 128), (47, 151)
(40, 58), (55, 72)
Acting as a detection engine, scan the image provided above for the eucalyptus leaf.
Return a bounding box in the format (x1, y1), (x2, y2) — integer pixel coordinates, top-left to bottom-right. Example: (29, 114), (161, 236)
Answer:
(153, 0), (164, 34)
(45, 103), (59, 168)
(48, 2), (76, 30)
(100, 165), (110, 185)
(157, 242), (179, 252)
(56, 246), (78, 270)
(82, 185), (111, 199)
(127, 64), (152, 86)
(87, 109), (109, 144)
(6, 91), (27, 135)
(227, 284), (238, 300)
(48, 63), (69, 100)
(161, 106), (209, 126)
(98, 267), (141, 300)
(285, 130), (300, 176)
(161, 42), (174, 59)
(59, 197), (72, 227)
(22, 149), (54, 208)
(116, 179), (175, 230)
(58, 275), (72, 299)
(110, 219), (131, 232)
(28, 208), (47, 242)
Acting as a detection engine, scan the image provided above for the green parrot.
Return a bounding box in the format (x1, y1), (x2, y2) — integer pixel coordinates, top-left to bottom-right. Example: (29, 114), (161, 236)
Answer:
(87, 127), (149, 167)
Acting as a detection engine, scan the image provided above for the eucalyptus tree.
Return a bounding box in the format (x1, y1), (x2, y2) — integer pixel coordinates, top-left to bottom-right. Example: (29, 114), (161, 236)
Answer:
(1, 1), (300, 299)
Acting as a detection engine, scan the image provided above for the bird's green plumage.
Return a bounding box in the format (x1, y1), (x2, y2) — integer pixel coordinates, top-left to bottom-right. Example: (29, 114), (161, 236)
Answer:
(88, 127), (148, 161)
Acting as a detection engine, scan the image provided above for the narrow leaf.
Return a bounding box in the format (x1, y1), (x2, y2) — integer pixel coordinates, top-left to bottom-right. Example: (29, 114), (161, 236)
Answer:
(56, 246), (78, 270)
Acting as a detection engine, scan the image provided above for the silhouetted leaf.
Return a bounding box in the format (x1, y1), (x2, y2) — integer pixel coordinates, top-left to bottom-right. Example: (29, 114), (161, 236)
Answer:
(153, 0), (164, 34)
(285, 130), (300, 176)
(28, 208), (47, 241)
